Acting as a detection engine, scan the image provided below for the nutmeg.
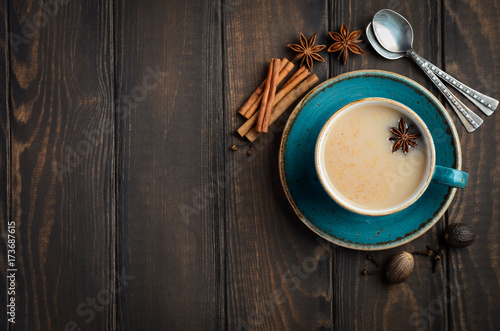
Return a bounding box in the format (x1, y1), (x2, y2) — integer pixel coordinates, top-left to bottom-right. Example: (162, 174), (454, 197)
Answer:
(386, 251), (414, 283)
(444, 223), (476, 248)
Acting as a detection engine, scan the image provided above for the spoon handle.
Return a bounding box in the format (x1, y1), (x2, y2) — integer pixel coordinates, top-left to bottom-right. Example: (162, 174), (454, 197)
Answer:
(407, 49), (483, 132)
(411, 52), (498, 116)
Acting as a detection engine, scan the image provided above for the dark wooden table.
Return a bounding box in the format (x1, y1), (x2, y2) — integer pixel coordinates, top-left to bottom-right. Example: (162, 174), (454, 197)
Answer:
(1, 0), (499, 330)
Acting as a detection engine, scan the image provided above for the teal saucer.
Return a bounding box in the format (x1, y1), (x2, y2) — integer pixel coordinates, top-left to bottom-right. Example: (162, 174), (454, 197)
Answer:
(279, 70), (462, 250)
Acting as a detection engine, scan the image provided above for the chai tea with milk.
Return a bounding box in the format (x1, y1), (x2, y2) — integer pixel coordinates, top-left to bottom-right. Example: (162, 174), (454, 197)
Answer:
(322, 103), (431, 211)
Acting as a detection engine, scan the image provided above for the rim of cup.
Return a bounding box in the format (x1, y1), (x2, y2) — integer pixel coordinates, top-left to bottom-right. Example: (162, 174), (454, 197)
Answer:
(315, 97), (436, 216)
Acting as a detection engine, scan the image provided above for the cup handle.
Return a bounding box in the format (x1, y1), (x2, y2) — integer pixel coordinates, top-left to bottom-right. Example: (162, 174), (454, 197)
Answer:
(432, 165), (468, 188)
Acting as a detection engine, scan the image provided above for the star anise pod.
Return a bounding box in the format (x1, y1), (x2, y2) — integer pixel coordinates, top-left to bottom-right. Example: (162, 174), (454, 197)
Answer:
(287, 32), (326, 70)
(389, 118), (421, 154)
(328, 24), (364, 65)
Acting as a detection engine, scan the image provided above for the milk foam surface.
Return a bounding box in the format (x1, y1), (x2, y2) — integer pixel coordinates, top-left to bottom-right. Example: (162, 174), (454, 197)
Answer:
(323, 104), (430, 211)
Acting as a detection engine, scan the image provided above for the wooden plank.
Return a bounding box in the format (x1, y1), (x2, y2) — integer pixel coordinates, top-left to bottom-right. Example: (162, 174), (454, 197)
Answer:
(443, 1), (500, 330)
(0, 0), (10, 327)
(114, 0), (224, 329)
(7, 1), (115, 329)
(331, 1), (450, 330)
(223, 1), (332, 329)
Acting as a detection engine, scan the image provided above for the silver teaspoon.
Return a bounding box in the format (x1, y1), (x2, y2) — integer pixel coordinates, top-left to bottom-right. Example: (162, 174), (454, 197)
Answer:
(366, 22), (475, 122)
(365, 22), (469, 126)
(369, 13), (497, 117)
(366, 22), (402, 60)
(372, 9), (494, 132)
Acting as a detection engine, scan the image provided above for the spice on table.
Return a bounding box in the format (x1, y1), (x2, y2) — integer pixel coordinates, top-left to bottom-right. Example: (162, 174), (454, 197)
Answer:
(361, 269), (377, 275)
(244, 74), (319, 142)
(287, 32), (326, 70)
(444, 223), (476, 248)
(247, 144), (254, 157)
(279, 66), (309, 93)
(237, 67), (313, 139)
(230, 144), (238, 151)
(426, 245), (443, 255)
(389, 118), (421, 154)
(412, 249), (434, 256)
(328, 24), (364, 65)
(413, 245), (445, 273)
(432, 253), (442, 273)
(256, 58), (282, 133)
(241, 63), (301, 120)
(432, 248), (444, 273)
(385, 251), (414, 283)
(411, 245), (444, 273)
(238, 58), (294, 119)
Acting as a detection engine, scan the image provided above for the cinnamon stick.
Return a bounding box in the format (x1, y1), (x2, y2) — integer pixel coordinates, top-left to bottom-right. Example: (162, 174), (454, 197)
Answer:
(275, 68), (310, 101)
(241, 63), (305, 120)
(255, 59), (275, 132)
(257, 58), (281, 133)
(240, 61), (294, 119)
(246, 74), (319, 142)
(239, 59), (294, 118)
(280, 65), (307, 90)
(236, 67), (311, 137)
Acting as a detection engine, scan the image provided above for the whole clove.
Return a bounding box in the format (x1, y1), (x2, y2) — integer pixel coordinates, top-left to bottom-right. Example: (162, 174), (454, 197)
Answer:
(366, 254), (379, 267)
(412, 250), (433, 257)
(247, 144), (254, 156)
(361, 269), (377, 275)
(426, 245), (441, 255)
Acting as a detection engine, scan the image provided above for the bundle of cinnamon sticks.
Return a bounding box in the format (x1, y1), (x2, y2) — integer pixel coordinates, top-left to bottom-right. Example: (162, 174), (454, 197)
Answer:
(237, 57), (319, 142)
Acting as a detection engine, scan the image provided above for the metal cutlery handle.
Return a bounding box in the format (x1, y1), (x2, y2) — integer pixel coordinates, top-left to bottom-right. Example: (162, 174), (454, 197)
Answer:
(411, 52), (498, 116)
(407, 49), (483, 132)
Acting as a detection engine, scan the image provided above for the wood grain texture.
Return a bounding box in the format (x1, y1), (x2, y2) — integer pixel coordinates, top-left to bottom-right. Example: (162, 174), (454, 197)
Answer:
(223, 1), (332, 330)
(7, 1), (115, 329)
(444, 1), (500, 330)
(0, 0), (9, 326)
(115, 0), (224, 329)
(330, 2), (450, 330)
(0, 1), (498, 330)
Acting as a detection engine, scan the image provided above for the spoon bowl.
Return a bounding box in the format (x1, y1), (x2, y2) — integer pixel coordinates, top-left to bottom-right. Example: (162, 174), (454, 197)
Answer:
(368, 12), (497, 117)
(372, 9), (414, 53)
(369, 9), (491, 131)
(366, 22), (403, 60)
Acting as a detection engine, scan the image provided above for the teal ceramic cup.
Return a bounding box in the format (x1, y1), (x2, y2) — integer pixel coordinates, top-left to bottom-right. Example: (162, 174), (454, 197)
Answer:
(315, 98), (468, 216)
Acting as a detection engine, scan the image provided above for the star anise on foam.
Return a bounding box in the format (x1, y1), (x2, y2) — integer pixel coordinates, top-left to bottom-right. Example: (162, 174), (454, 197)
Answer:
(287, 32), (326, 71)
(389, 118), (421, 154)
(328, 24), (364, 65)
